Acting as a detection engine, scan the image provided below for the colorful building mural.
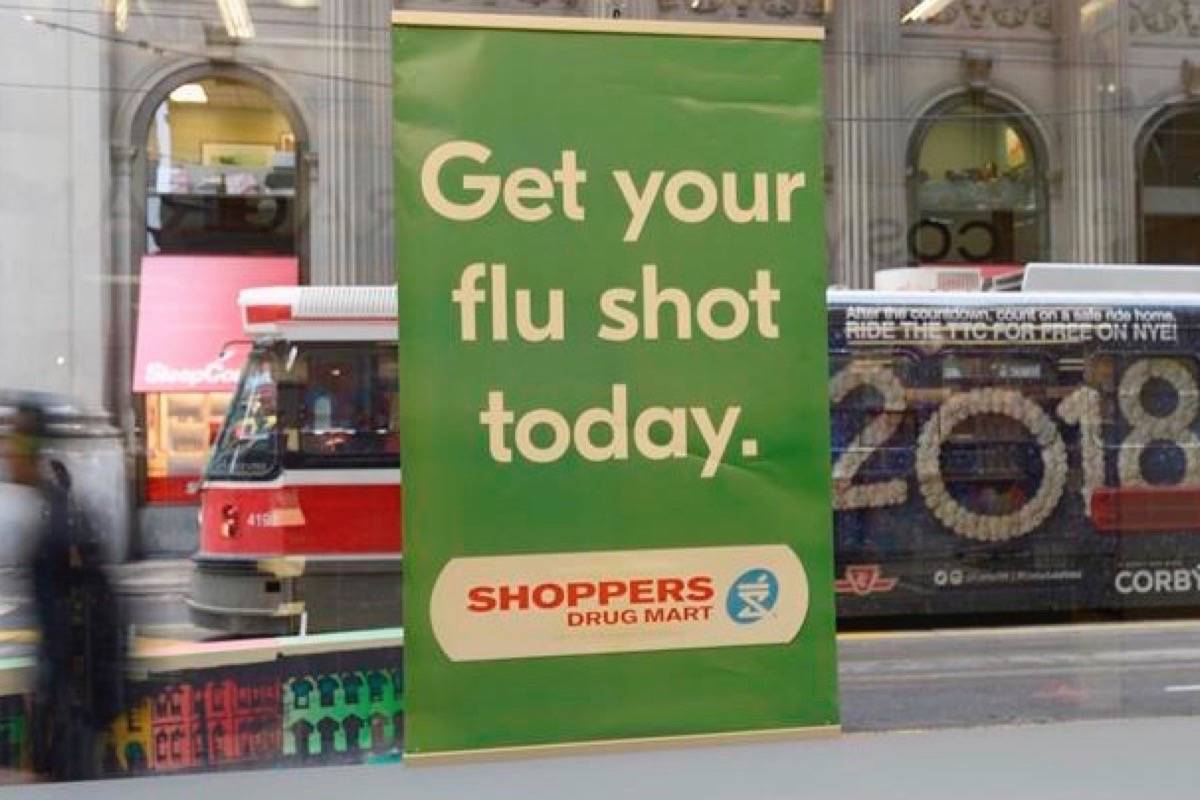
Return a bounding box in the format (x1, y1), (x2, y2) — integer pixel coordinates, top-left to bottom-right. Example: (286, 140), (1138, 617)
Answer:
(0, 637), (403, 777)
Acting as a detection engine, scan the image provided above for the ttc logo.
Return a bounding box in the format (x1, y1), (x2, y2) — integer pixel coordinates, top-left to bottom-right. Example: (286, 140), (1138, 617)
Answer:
(726, 569), (779, 624)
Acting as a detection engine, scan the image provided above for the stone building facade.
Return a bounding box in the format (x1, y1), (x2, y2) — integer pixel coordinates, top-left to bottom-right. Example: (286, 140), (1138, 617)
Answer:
(1, 0), (394, 418)
(5, 0), (1198, 411)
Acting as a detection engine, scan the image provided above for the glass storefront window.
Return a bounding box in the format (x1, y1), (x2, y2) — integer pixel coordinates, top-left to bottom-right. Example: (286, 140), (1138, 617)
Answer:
(146, 78), (299, 257)
(144, 390), (230, 501)
(908, 95), (1047, 266)
(1139, 104), (1200, 264)
(5, 0), (1200, 787)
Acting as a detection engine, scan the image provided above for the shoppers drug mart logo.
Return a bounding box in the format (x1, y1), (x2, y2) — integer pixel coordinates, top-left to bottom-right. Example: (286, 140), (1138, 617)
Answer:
(726, 569), (779, 624)
(429, 545), (809, 662)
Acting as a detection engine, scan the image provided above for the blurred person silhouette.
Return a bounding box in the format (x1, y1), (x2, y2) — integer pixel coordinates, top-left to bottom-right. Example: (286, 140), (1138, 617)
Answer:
(5, 402), (127, 781)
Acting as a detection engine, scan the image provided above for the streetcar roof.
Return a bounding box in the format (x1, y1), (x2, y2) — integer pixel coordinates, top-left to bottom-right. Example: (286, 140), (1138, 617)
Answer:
(1022, 262), (1200, 293)
(240, 285), (397, 340)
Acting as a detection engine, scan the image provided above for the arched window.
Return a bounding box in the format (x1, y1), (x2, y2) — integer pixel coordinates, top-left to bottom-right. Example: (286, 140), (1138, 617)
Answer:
(908, 94), (1048, 266)
(145, 77), (299, 256)
(134, 71), (306, 515)
(1139, 103), (1200, 264)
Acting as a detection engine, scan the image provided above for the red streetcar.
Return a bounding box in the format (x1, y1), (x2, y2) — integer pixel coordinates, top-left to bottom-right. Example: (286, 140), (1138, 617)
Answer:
(188, 286), (402, 635)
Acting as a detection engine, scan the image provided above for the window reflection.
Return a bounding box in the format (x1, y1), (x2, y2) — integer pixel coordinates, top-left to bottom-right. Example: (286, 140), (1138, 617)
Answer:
(909, 95), (1047, 266)
(1140, 104), (1200, 264)
(146, 77), (298, 257)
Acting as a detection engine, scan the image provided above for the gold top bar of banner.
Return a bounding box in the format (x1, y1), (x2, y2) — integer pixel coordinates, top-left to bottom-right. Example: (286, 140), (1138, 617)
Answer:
(390, 11), (825, 42)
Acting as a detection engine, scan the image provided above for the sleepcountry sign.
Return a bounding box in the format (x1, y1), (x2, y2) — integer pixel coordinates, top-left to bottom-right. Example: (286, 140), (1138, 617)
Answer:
(393, 11), (837, 759)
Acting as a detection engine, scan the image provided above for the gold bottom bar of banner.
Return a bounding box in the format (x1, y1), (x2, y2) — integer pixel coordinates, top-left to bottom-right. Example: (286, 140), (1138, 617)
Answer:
(404, 723), (841, 766)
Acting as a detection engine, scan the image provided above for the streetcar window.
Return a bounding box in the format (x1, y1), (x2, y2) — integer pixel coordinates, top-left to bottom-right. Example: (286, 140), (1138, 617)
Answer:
(206, 348), (280, 480)
(941, 355), (1043, 383)
(994, 361), (1042, 380)
(284, 343), (399, 469)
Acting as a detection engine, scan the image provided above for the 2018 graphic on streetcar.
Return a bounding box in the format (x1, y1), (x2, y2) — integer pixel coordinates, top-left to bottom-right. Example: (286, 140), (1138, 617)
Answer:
(830, 289), (1200, 620)
(191, 285), (1200, 634)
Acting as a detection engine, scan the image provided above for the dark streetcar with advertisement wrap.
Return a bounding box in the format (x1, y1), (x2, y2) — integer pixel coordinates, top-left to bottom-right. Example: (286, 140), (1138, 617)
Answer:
(830, 289), (1200, 620)
(190, 285), (1200, 634)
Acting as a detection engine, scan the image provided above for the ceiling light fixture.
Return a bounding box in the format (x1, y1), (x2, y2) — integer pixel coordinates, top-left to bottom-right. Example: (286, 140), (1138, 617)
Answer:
(216, 0), (256, 40)
(169, 83), (209, 103)
(112, 0), (129, 32)
(903, 0), (956, 24)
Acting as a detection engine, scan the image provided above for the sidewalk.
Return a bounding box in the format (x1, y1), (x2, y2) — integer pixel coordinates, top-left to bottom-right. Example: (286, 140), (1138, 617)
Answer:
(8, 715), (1199, 800)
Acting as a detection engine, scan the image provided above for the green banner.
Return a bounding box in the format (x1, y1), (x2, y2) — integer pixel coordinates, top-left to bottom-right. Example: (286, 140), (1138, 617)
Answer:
(394, 13), (836, 758)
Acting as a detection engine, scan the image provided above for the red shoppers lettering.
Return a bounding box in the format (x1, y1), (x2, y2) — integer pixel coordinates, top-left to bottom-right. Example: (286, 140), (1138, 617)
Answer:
(466, 576), (713, 612)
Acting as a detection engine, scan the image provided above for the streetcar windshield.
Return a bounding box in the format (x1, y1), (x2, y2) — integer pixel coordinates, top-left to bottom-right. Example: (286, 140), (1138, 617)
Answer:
(206, 340), (399, 480)
(206, 347), (280, 480)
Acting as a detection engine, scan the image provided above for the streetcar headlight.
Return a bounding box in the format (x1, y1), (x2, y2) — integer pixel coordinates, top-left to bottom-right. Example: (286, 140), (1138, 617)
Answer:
(220, 504), (239, 538)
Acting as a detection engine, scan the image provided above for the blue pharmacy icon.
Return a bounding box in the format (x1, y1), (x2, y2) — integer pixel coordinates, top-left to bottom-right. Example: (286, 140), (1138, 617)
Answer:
(726, 569), (779, 624)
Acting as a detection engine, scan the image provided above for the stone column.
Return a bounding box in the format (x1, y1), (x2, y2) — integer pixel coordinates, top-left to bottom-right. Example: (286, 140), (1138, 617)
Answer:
(1059, 0), (1137, 262)
(311, 0), (394, 286)
(109, 143), (137, 432)
(828, 0), (906, 288)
